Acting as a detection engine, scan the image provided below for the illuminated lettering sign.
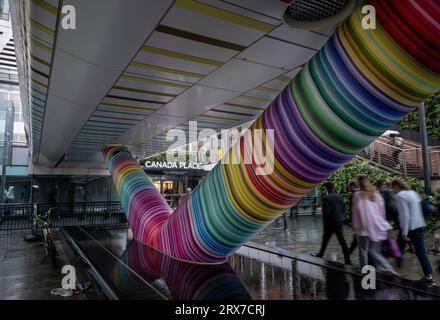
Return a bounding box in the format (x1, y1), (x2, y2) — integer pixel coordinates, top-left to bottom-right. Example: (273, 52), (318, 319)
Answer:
(144, 161), (203, 170)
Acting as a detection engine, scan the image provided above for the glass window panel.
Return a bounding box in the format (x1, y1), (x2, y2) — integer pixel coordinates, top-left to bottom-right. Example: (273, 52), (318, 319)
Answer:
(32, 176), (59, 204)
(86, 176), (109, 202)
(3, 175), (31, 203)
(59, 176), (86, 203)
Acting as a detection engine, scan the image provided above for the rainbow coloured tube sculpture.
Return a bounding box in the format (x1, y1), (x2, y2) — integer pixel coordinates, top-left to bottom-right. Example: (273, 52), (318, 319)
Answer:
(103, 1), (440, 264)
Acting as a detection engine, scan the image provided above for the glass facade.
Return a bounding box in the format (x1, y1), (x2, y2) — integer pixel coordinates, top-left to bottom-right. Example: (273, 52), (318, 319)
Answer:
(0, 0), (9, 20)
(3, 175), (30, 203)
(0, 175), (119, 204)
(86, 176), (110, 202)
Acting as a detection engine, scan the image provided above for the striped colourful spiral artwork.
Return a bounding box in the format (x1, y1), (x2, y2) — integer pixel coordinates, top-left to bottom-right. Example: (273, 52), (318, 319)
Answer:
(103, 1), (440, 264)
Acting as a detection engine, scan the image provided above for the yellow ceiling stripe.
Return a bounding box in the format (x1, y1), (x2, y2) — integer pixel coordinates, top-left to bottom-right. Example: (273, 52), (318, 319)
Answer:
(255, 86), (279, 93)
(30, 37), (52, 53)
(121, 74), (191, 89)
(101, 103), (157, 112)
(224, 102), (265, 110)
(31, 77), (48, 88)
(31, 54), (50, 67)
(276, 76), (291, 82)
(30, 18), (55, 36)
(142, 46), (223, 66)
(31, 0), (58, 15)
(175, 0), (275, 32)
(113, 85), (177, 97)
(240, 95), (271, 102)
(130, 61), (205, 79)
(199, 114), (240, 121)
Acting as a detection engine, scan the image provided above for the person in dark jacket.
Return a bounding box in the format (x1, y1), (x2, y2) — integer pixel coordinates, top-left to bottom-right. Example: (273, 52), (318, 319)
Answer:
(347, 180), (359, 255)
(377, 180), (398, 225)
(312, 182), (351, 265)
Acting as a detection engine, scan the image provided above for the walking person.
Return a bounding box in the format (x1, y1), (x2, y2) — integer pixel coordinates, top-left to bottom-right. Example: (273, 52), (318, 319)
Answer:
(347, 180), (359, 255)
(282, 211), (289, 230)
(391, 179), (436, 285)
(389, 134), (403, 169)
(377, 180), (398, 226)
(312, 182), (351, 265)
(352, 175), (398, 275)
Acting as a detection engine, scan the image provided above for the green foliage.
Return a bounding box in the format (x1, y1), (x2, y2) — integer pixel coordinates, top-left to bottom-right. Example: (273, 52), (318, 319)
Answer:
(398, 91), (440, 140)
(427, 188), (440, 233)
(433, 188), (440, 207)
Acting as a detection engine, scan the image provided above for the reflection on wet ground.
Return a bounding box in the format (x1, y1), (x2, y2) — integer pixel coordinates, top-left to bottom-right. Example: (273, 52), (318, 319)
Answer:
(252, 215), (440, 284)
(63, 227), (440, 300)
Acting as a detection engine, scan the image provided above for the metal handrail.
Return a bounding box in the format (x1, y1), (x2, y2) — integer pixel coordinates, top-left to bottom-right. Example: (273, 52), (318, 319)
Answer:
(0, 201), (127, 231)
(357, 138), (440, 177)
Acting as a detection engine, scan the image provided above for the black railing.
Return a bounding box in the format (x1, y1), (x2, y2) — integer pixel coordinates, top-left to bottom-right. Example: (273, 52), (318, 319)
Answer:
(0, 202), (127, 231)
(289, 196), (322, 216)
(0, 195), (322, 231)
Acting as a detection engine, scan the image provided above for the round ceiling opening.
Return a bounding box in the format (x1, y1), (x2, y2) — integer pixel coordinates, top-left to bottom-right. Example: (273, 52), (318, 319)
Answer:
(283, 0), (357, 31)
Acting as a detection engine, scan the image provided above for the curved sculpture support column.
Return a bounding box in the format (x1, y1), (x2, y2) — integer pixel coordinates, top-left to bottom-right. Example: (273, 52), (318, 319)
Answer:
(103, 1), (440, 264)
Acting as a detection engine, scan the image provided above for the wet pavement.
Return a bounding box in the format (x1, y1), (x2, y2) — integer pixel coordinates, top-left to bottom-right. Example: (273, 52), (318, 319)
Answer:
(0, 229), (102, 300)
(250, 214), (440, 285)
(1, 215), (439, 300)
(61, 226), (440, 300)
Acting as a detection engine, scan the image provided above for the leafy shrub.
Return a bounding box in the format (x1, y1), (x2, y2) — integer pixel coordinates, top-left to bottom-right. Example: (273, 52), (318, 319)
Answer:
(398, 91), (440, 140)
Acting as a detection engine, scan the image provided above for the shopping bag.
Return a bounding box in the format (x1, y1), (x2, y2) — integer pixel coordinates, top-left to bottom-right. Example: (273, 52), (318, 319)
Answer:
(382, 237), (402, 258)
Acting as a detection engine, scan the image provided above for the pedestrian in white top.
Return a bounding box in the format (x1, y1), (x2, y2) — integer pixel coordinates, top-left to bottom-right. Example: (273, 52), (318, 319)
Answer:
(391, 179), (435, 286)
(352, 175), (398, 276)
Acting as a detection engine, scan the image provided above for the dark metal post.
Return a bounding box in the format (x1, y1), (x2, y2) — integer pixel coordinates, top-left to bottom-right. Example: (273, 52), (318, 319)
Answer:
(418, 102), (432, 195)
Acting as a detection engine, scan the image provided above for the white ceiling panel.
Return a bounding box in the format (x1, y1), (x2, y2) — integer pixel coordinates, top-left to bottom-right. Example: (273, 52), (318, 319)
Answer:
(161, 6), (267, 47)
(126, 64), (202, 84)
(115, 75), (188, 96)
(262, 79), (289, 91)
(117, 85), (239, 145)
(283, 67), (302, 78)
(135, 51), (218, 75)
(198, 0), (281, 25)
(40, 95), (93, 163)
(48, 50), (120, 107)
(117, 113), (190, 145)
(57, 0), (174, 70)
(199, 58), (284, 92)
(222, 0), (287, 20)
(315, 24), (340, 37)
(156, 85), (238, 118)
(244, 91), (277, 101)
(269, 25), (330, 50)
(237, 37), (315, 70)
(229, 96), (271, 108)
(147, 32), (238, 62)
